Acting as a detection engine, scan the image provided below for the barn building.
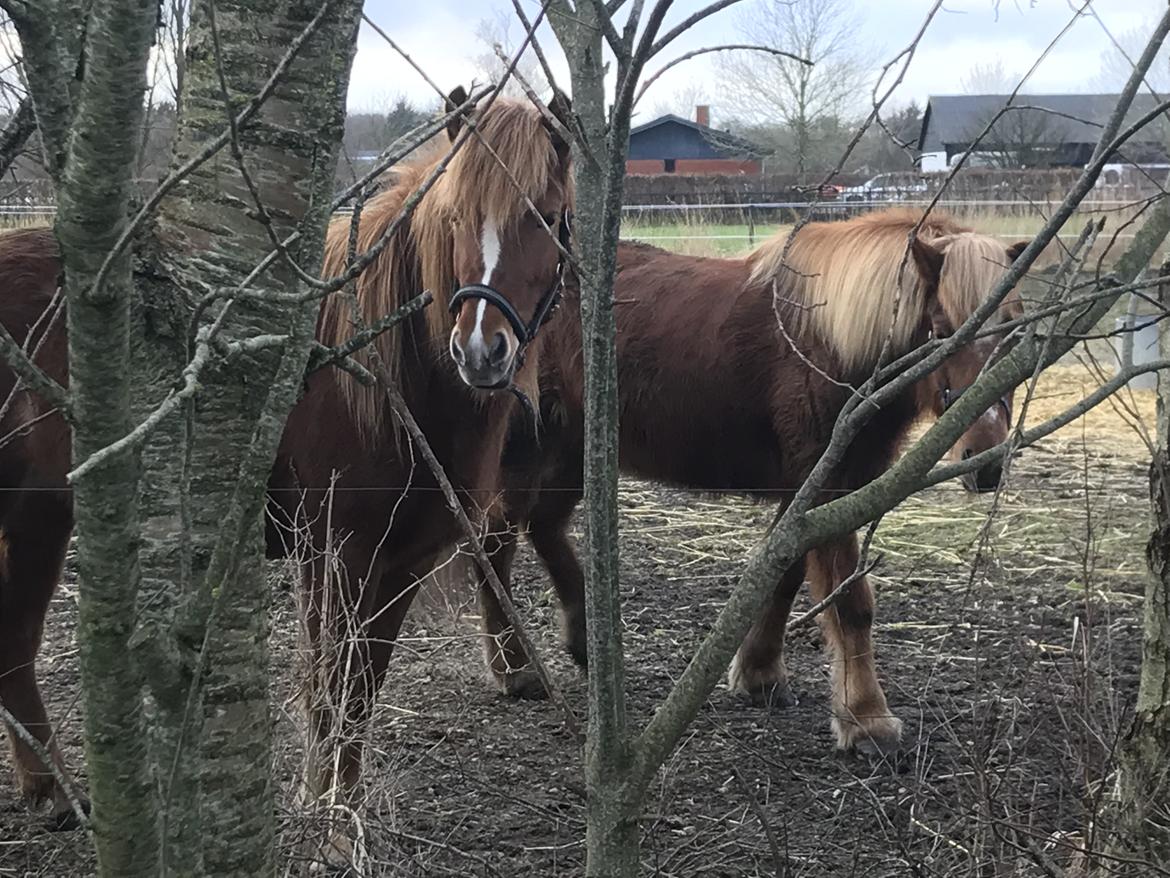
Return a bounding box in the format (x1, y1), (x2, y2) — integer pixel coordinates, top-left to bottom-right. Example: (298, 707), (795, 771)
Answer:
(917, 93), (1169, 172)
(626, 105), (766, 175)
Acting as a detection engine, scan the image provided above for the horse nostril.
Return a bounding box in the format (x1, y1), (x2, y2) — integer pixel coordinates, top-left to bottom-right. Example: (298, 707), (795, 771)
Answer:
(962, 448), (974, 460)
(488, 331), (509, 366)
(450, 336), (466, 367)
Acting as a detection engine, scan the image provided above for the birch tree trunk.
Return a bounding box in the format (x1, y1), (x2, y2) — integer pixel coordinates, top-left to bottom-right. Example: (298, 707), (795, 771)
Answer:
(1113, 259), (1170, 863)
(55, 2), (161, 873)
(135, 2), (362, 873)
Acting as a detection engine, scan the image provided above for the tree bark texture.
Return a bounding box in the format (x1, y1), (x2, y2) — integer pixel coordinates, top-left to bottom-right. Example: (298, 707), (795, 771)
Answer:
(130, 2), (362, 874)
(54, 2), (165, 874)
(1113, 262), (1170, 863)
(552, 4), (639, 874)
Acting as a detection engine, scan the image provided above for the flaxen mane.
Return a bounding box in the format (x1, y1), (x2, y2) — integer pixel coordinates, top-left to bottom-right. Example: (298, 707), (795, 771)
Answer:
(747, 210), (942, 375)
(879, 209), (1023, 329)
(317, 97), (569, 440)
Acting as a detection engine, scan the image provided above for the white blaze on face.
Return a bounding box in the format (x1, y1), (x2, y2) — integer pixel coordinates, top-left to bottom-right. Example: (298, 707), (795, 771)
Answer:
(468, 218), (502, 351)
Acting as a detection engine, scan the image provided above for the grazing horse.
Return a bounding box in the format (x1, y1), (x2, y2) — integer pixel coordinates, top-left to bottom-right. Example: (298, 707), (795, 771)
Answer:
(480, 211), (1025, 756)
(266, 89), (573, 824)
(0, 90), (573, 834)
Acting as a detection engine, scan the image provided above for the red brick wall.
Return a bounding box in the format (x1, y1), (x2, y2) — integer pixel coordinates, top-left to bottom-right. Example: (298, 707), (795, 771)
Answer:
(626, 158), (761, 176)
(626, 159), (666, 174)
(674, 159), (761, 175)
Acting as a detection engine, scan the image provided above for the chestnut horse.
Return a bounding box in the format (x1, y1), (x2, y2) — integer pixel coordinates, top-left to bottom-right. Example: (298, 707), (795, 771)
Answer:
(480, 211), (1025, 756)
(0, 91), (573, 833)
(267, 89), (572, 826)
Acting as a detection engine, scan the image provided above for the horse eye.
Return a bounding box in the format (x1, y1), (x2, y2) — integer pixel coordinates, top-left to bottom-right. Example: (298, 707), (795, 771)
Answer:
(539, 212), (557, 227)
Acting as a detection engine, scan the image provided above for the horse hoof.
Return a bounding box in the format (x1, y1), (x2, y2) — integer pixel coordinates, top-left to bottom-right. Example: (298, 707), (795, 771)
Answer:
(502, 670), (549, 701)
(850, 738), (910, 774)
(47, 798), (90, 832)
(744, 682), (798, 710)
(835, 715), (905, 770)
(565, 637), (588, 669)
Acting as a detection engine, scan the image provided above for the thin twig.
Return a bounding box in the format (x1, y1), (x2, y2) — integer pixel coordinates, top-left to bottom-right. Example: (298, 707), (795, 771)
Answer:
(788, 517), (883, 631)
(634, 44), (810, 107)
(385, 386), (581, 739)
(0, 702), (89, 830)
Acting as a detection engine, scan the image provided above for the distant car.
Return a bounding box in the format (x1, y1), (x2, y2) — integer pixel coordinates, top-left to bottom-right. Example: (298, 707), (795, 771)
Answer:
(841, 173), (928, 202)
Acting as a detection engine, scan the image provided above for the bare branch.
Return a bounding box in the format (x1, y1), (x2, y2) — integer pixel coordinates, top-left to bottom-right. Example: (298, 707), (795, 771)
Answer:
(67, 335), (212, 482)
(0, 702), (89, 831)
(0, 97), (35, 179)
(304, 291), (433, 376)
(644, 0), (747, 60)
(0, 313), (69, 413)
(635, 44), (810, 107)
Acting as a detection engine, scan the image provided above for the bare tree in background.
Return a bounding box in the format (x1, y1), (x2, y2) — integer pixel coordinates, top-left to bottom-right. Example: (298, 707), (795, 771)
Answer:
(474, 10), (547, 99)
(1094, 11), (1170, 93)
(717, 0), (870, 176)
(960, 57), (1019, 94)
(646, 80), (710, 123)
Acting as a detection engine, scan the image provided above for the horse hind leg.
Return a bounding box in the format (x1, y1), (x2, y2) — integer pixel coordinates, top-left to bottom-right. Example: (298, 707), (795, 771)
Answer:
(0, 496), (88, 829)
(806, 534), (902, 757)
(728, 557), (803, 709)
(524, 487), (587, 669)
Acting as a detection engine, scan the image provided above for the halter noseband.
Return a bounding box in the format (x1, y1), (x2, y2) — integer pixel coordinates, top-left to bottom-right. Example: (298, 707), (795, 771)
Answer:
(448, 211), (572, 369)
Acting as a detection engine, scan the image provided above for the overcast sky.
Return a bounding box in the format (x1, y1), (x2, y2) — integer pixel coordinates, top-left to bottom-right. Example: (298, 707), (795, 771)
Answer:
(349, 0), (1166, 123)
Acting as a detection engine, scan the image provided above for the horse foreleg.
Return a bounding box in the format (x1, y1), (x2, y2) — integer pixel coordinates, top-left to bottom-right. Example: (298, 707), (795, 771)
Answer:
(806, 534), (902, 755)
(300, 559), (419, 804)
(475, 525), (548, 700)
(300, 555), (422, 869)
(0, 501), (87, 830)
(728, 557), (803, 708)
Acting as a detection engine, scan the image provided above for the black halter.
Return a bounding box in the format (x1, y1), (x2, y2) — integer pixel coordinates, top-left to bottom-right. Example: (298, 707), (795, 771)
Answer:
(448, 211), (572, 369)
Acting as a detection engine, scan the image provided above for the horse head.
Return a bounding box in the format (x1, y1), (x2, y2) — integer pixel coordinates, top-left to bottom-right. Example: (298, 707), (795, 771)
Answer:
(924, 236), (1030, 493)
(443, 86), (574, 391)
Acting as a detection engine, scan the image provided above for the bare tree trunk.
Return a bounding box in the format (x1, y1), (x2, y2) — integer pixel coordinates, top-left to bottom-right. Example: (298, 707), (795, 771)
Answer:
(52, 2), (163, 873)
(550, 4), (640, 873)
(1113, 259), (1170, 863)
(131, 2), (362, 873)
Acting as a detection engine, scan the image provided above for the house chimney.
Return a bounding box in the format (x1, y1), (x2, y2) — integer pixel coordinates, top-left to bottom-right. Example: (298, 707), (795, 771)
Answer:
(695, 104), (710, 127)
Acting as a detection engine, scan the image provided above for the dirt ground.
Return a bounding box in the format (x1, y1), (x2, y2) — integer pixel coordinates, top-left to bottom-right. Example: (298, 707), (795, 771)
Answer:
(0, 365), (1158, 877)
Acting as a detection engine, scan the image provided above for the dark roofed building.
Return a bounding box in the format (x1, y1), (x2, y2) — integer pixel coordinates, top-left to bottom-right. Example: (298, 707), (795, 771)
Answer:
(627, 105), (767, 175)
(917, 93), (1168, 171)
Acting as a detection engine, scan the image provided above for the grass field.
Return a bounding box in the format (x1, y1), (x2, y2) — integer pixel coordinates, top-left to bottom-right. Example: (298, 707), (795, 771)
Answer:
(621, 205), (1145, 261)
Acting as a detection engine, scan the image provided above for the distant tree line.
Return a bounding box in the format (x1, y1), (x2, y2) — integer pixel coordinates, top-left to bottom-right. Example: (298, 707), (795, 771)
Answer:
(0, 94), (435, 202)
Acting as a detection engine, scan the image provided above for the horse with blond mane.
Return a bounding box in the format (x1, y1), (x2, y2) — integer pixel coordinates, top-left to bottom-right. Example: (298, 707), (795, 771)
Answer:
(0, 88), (573, 833)
(476, 210), (1025, 757)
(269, 89), (572, 811)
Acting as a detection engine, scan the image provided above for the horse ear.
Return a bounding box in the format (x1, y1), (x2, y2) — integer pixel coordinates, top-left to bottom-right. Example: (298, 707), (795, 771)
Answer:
(910, 237), (945, 288)
(445, 86), (471, 141)
(911, 238), (951, 338)
(1006, 240), (1030, 261)
(545, 88), (573, 163)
